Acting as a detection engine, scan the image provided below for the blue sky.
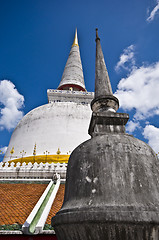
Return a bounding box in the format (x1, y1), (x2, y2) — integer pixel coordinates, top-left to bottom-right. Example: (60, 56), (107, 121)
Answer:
(0, 0), (159, 160)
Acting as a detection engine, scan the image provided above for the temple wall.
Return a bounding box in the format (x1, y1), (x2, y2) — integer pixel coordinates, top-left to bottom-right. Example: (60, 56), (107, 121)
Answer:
(0, 162), (67, 179)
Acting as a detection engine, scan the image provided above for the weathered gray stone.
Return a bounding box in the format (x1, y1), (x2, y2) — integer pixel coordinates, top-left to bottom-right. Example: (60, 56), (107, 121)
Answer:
(92, 29), (119, 113)
(88, 111), (129, 136)
(52, 30), (159, 239)
(52, 125), (159, 239)
(94, 29), (113, 98)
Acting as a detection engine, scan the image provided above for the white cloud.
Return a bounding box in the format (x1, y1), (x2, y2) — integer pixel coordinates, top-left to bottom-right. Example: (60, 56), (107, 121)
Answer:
(0, 146), (8, 154)
(143, 125), (159, 153)
(0, 80), (24, 130)
(126, 120), (140, 133)
(147, 1), (159, 22)
(115, 45), (135, 72)
(115, 62), (159, 120)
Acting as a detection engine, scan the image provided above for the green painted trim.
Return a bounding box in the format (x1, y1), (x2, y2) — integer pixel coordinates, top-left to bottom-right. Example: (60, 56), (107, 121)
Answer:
(29, 182), (55, 234)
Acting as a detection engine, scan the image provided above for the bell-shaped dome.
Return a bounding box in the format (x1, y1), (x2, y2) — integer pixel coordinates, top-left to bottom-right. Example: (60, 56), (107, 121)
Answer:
(52, 30), (159, 240)
(53, 127), (159, 239)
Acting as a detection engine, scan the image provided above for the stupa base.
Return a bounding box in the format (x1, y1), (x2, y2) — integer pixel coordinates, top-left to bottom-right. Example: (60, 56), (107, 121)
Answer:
(53, 221), (159, 240)
(52, 208), (159, 240)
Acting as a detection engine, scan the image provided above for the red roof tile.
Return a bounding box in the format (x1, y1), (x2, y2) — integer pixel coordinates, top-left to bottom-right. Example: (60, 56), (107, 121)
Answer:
(0, 183), (65, 226)
(0, 183), (47, 225)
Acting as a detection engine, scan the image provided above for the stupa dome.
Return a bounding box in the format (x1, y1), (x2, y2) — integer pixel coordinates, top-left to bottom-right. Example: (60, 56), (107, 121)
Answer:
(4, 30), (93, 163)
(4, 98), (93, 163)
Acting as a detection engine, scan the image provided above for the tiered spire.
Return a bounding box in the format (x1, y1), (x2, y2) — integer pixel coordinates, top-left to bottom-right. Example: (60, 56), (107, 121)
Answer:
(58, 29), (86, 91)
(91, 29), (119, 113)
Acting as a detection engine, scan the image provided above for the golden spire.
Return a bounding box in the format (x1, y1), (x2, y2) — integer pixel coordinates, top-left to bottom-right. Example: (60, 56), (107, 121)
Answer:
(72, 28), (79, 47)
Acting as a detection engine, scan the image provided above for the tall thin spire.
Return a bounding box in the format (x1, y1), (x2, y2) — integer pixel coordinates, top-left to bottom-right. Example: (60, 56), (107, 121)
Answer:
(91, 29), (119, 113)
(95, 28), (113, 97)
(58, 29), (86, 91)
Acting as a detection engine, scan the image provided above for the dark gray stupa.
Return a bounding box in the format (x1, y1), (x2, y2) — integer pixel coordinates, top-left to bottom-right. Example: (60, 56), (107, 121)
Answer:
(52, 29), (159, 240)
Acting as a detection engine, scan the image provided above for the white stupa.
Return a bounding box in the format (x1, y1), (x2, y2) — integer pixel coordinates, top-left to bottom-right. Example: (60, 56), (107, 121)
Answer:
(4, 30), (94, 163)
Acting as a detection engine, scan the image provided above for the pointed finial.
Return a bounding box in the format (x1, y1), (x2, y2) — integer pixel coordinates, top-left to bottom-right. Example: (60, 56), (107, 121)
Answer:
(95, 28), (100, 41)
(56, 148), (61, 155)
(33, 143), (36, 156)
(10, 147), (14, 154)
(72, 28), (79, 47)
(91, 29), (119, 113)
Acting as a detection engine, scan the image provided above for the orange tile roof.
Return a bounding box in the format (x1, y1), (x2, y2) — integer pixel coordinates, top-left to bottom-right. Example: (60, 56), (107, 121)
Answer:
(0, 183), (47, 225)
(46, 184), (65, 224)
(0, 183), (65, 226)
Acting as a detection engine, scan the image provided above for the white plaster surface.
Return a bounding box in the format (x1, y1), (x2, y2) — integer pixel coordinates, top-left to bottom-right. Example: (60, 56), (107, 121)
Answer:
(58, 45), (86, 91)
(4, 100), (92, 162)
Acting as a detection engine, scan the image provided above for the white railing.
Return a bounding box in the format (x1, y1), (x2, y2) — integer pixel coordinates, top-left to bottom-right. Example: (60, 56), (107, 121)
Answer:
(47, 89), (94, 96)
(0, 162), (67, 180)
